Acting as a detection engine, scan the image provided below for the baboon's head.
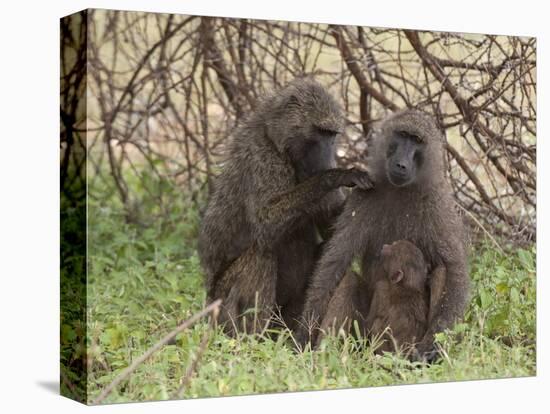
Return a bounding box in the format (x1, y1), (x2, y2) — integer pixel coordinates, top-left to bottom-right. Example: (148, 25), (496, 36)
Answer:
(264, 78), (344, 181)
(369, 110), (445, 188)
(380, 240), (428, 292)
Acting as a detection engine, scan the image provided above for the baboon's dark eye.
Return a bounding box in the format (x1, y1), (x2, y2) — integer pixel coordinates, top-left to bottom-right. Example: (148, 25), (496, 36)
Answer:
(304, 140), (318, 151)
(414, 150), (423, 164)
(316, 126), (338, 138)
(397, 130), (422, 143)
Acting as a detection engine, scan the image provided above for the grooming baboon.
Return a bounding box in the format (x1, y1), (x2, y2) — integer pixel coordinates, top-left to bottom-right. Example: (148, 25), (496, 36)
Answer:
(318, 241), (446, 353)
(298, 110), (469, 361)
(198, 78), (373, 335)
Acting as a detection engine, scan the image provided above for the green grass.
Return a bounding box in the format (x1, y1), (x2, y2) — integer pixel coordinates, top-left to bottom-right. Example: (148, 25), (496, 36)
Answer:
(78, 188), (536, 404)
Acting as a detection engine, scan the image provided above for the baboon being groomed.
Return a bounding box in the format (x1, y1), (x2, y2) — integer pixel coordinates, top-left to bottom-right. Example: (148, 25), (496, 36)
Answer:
(298, 110), (469, 361)
(318, 240), (446, 354)
(198, 78), (373, 335)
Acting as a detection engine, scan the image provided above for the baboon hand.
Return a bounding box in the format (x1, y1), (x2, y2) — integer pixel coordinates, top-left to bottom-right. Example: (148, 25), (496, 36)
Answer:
(339, 168), (374, 190)
(411, 338), (441, 364)
(293, 325), (311, 352)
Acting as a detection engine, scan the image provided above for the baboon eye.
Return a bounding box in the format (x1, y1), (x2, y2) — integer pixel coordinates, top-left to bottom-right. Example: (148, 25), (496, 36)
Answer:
(316, 126), (338, 138)
(387, 142), (397, 156)
(410, 134), (422, 143)
(397, 130), (423, 143)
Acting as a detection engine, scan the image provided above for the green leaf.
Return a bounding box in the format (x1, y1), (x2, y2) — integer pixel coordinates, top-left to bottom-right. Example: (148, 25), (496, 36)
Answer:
(479, 288), (493, 309)
(517, 249), (534, 272)
(61, 324), (77, 344)
(496, 283), (509, 294)
(510, 287), (521, 304)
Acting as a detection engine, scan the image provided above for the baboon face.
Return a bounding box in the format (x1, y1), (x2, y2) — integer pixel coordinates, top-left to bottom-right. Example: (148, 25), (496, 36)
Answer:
(385, 130), (425, 187)
(369, 110), (445, 188)
(268, 79), (343, 182)
(380, 240), (428, 292)
(288, 124), (340, 181)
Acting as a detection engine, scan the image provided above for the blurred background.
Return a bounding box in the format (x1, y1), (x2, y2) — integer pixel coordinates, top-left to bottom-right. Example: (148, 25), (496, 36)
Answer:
(61, 9), (536, 245)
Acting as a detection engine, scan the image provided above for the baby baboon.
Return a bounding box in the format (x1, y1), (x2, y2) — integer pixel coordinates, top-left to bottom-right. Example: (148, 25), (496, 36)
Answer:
(299, 110), (469, 361)
(318, 241), (446, 353)
(366, 240), (434, 354)
(198, 78), (373, 335)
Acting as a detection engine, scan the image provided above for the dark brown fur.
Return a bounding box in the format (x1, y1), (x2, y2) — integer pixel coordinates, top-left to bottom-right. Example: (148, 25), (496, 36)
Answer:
(299, 110), (469, 360)
(318, 270), (366, 340)
(198, 78), (373, 335)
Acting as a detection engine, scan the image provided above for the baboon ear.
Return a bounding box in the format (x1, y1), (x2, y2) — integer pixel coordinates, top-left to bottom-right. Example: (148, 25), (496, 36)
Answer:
(287, 94), (301, 108)
(381, 244), (392, 257)
(389, 270), (404, 284)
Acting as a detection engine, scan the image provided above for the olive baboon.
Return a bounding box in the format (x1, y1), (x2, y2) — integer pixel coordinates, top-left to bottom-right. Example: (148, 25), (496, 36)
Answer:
(318, 240), (446, 354)
(198, 78), (373, 335)
(298, 110), (469, 361)
(365, 240), (444, 354)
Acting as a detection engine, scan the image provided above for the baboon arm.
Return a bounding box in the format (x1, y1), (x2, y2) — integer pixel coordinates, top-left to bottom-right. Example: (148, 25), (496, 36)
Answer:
(319, 271), (360, 338)
(420, 257), (469, 352)
(365, 289), (384, 332)
(250, 169), (350, 248)
(315, 189), (346, 242)
(299, 195), (367, 341)
(428, 265), (447, 324)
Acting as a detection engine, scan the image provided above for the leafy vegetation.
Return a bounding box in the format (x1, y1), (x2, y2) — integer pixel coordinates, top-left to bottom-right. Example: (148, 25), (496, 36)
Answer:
(60, 173), (87, 403)
(74, 181), (536, 404)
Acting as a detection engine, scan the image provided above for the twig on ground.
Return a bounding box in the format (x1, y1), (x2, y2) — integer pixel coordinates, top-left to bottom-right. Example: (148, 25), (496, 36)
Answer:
(91, 299), (222, 405)
(60, 367), (80, 401)
(171, 326), (213, 399)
